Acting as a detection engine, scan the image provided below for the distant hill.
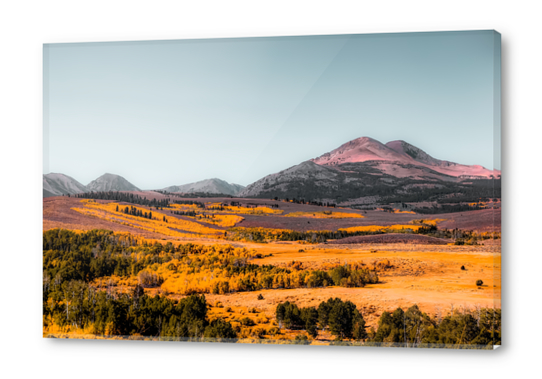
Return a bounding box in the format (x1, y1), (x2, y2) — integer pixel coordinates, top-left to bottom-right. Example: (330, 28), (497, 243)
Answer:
(43, 173), (87, 197)
(239, 136), (500, 206)
(162, 178), (245, 196)
(86, 173), (140, 192)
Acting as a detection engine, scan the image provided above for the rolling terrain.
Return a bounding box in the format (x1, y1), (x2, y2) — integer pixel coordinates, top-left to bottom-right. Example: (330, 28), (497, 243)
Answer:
(43, 189), (501, 345)
(42, 136), (501, 346)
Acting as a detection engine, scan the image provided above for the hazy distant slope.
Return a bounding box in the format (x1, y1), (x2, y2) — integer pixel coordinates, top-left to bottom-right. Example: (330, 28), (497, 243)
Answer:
(43, 173), (87, 197)
(86, 173), (140, 192)
(163, 178), (244, 196)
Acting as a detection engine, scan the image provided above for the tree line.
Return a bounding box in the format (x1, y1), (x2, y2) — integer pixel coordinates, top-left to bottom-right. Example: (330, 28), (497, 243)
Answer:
(43, 279), (237, 341)
(226, 225), (436, 244)
(276, 299), (500, 347)
(276, 298), (367, 340)
(76, 191), (171, 208)
(43, 230), (237, 340)
(43, 229), (380, 298)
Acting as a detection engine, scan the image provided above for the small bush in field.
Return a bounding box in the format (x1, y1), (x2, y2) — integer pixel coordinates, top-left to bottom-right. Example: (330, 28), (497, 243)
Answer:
(476, 279), (483, 286)
(252, 327), (266, 339)
(240, 317), (255, 326)
(268, 327), (280, 336)
(257, 294), (264, 300)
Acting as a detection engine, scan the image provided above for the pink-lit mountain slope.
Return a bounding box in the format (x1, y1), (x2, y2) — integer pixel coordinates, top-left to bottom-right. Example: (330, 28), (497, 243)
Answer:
(311, 137), (500, 179)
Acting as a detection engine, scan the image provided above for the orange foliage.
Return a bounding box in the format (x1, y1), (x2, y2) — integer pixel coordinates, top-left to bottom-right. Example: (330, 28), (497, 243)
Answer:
(220, 205), (283, 215)
(71, 200), (222, 238)
(284, 211), (364, 219)
(338, 224), (423, 233)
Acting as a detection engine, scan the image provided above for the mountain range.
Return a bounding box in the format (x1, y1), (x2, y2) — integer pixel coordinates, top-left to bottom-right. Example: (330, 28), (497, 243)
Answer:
(43, 173), (140, 198)
(44, 137), (500, 205)
(43, 173), (244, 197)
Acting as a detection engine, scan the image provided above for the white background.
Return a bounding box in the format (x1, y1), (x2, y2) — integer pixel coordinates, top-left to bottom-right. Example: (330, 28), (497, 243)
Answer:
(0, 1), (540, 378)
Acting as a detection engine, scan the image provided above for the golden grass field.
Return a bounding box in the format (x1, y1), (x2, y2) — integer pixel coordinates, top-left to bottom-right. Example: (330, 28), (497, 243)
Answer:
(43, 194), (501, 342)
(202, 242), (500, 334)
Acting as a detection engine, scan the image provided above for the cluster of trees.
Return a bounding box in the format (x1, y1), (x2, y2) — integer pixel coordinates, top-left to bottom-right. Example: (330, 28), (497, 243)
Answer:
(227, 224), (437, 244)
(210, 264), (377, 294)
(175, 192), (234, 198)
(43, 229), (380, 300)
(43, 278), (236, 340)
(276, 299), (501, 347)
(43, 229), (203, 283)
(76, 191), (171, 208)
(276, 298), (367, 340)
(271, 197), (336, 208)
(328, 264), (379, 287)
(43, 230), (238, 340)
(227, 227), (343, 243)
(171, 210), (197, 217)
(122, 205), (153, 219)
(418, 226), (497, 242)
(228, 221), (497, 245)
(173, 200), (205, 208)
(370, 305), (501, 347)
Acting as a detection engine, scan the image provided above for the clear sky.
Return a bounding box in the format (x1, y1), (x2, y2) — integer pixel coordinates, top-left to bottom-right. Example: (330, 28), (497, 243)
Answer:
(44, 30), (501, 189)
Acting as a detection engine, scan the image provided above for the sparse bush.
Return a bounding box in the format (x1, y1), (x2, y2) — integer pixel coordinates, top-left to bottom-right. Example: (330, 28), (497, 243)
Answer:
(294, 334), (310, 344)
(239, 327), (251, 339)
(257, 294), (264, 300)
(268, 327), (280, 336)
(240, 317), (255, 326)
(252, 327), (266, 339)
(476, 279), (484, 286)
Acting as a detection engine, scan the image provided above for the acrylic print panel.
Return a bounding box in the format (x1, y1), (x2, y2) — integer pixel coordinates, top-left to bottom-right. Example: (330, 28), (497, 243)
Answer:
(43, 30), (501, 348)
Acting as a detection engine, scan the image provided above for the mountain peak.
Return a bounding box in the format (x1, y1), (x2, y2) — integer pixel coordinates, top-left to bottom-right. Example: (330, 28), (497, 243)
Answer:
(310, 136), (499, 179)
(86, 173), (140, 192)
(43, 173), (87, 197)
(311, 136), (405, 166)
(162, 178), (245, 196)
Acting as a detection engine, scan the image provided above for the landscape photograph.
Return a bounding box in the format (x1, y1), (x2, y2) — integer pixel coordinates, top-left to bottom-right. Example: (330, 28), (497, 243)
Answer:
(43, 30), (501, 348)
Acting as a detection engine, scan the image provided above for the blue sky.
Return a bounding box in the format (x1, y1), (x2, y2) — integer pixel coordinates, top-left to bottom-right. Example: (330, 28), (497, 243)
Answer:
(44, 30), (500, 189)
